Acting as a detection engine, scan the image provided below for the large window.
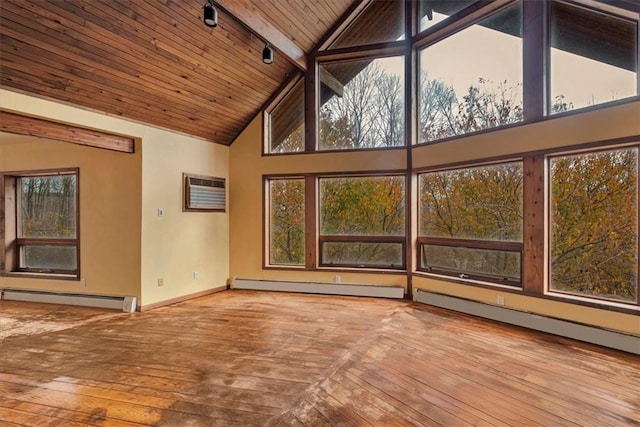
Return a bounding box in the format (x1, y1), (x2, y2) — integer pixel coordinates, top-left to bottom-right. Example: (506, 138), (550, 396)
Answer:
(549, 146), (638, 303)
(418, 1), (523, 143)
(418, 162), (523, 285)
(319, 175), (405, 269)
(319, 56), (405, 151)
(261, 0), (640, 312)
(265, 0), (638, 154)
(2, 170), (79, 277)
(549, 1), (638, 113)
(268, 178), (305, 266)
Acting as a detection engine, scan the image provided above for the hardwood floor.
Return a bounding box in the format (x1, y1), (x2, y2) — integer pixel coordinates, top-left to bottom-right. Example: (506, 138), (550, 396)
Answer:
(0, 290), (638, 426)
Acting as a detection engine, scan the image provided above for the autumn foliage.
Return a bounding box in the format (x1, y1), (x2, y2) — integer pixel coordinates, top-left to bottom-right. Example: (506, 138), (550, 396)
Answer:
(269, 61), (638, 303)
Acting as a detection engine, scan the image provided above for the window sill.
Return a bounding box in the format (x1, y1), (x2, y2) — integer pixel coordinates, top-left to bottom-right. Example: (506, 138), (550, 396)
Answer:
(263, 265), (406, 275)
(1, 271), (79, 281)
(543, 291), (639, 315)
(413, 271), (639, 315)
(414, 271), (523, 291)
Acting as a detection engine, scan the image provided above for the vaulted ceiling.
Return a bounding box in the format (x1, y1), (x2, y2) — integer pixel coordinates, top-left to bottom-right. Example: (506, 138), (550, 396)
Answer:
(0, 0), (358, 145)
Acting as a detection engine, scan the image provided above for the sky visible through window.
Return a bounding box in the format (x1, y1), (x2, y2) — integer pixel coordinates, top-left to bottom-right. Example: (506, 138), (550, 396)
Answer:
(378, 11), (637, 112)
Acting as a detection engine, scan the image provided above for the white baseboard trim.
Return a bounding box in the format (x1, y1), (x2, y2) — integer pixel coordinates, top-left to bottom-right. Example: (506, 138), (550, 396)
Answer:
(1, 289), (137, 313)
(231, 278), (404, 299)
(416, 290), (640, 355)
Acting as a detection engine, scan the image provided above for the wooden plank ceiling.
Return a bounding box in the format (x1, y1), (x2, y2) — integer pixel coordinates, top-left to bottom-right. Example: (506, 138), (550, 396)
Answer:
(0, 0), (356, 145)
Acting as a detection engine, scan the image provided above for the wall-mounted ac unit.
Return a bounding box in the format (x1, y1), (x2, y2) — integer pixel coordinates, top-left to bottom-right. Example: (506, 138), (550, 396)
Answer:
(183, 173), (226, 212)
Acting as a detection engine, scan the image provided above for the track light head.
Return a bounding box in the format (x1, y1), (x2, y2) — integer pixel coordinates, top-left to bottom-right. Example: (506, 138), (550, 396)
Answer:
(262, 44), (274, 64)
(203, 1), (218, 28)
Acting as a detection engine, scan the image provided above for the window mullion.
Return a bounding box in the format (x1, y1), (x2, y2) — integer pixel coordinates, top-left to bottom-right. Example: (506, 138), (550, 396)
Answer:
(304, 176), (317, 268)
(304, 56), (318, 153)
(523, 0), (547, 121)
(523, 154), (545, 295)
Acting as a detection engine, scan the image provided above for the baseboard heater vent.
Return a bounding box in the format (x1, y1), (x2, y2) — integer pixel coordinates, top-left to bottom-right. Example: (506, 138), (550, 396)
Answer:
(416, 290), (639, 355)
(1, 289), (137, 313)
(231, 278), (404, 299)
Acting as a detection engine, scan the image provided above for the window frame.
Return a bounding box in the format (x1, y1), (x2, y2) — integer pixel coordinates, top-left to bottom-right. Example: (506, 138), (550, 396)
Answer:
(545, 143), (640, 306)
(1, 168), (80, 279)
(264, 172), (408, 272)
(264, 0), (639, 155)
(315, 51), (408, 152)
(318, 173), (408, 270)
(415, 0), (525, 145)
(264, 175), (307, 268)
(547, 0), (639, 116)
(264, 73), (306, 155)
(416, 159), (525, 287)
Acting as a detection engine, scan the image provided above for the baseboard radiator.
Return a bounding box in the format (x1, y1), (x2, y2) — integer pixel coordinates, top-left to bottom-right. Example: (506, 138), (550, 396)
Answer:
(1, 289), (137, 313)
(231, 278), (404, 299)
(416, 290), (639, 355)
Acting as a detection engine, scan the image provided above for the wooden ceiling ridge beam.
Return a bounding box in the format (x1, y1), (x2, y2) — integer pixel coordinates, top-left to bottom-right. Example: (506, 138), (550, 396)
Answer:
(212, 0), (307, 71)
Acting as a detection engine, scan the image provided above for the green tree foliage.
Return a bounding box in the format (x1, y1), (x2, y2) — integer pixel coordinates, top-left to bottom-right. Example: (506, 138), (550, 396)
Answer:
(269, 179), (305, 265)
(320, 176), (405, 267)
(419, 163), (523, 280)
(321, 176), (405, 236)
(270, 61), (638, 301)
(420, 163), (523, 241)
(550, 148), (638, 301)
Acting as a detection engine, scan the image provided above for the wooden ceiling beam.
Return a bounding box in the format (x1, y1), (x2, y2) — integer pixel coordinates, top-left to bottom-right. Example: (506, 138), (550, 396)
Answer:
(213, 0), (307, 71)
(0, 111), (135, 153)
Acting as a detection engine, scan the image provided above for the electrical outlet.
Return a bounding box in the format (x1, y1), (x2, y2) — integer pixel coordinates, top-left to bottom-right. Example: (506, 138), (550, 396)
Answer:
(157, 278), (164, 287)
(193, 271), (200, 280)
(80, 277), (87, 287)
(157, 208), (165, 217)
(334, 275), (341, 283)
(497, 295), (505, 306)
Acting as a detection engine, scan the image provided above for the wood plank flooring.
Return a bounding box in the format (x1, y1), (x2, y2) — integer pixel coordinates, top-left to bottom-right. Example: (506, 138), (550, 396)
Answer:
(0, 290), (638, 426)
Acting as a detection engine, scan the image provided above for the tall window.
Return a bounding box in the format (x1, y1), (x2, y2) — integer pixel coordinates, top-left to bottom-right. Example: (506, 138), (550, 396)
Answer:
(319, 175), (405, 269)
(268, 78), (305, 154)
(319, 56), (405, 151)
(418, 162), (523, 285)
(268, 178), (305, 266)
(549, 1), (638, 113)
(2, 170), (79, 276)
(418, 2), (523, 143)
(549, 146), (638, 303)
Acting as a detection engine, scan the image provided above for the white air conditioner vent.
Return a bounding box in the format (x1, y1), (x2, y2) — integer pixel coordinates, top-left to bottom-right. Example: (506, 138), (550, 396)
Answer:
(184, 173), (226, 211)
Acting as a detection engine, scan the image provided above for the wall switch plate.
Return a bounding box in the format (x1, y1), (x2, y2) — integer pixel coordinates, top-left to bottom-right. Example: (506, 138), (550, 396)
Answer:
(157, 278), (164, 287)
(194, 271), (200, 280)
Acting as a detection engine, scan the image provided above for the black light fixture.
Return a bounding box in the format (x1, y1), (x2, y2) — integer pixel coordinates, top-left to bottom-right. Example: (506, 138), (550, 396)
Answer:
(262, 44), (274, 64)
(202, 1), (274, 64)
(203, 0), (218, 28)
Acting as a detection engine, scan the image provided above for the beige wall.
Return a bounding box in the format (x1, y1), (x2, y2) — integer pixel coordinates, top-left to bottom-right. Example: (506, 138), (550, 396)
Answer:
(229, 101), (640, 335)
(412, 102), (640, 167)
(1, 90), (230, 307)
(141, 129), (229, 307)
(0, 134), (142, 298)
